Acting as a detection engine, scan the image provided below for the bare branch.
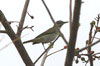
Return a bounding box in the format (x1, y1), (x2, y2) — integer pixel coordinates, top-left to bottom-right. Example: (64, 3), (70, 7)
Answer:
(17, 0), (30, 36)
(42, 0), (68, 45)
(0, 10), (34, 66)
(27, 12), (34, 19)
(34, 35), (60, 64)
(87, 21), (94, 66)
(65, 0), (82, 66)
(69, 0), (72, 32)
(77, 39), (100, 53)
(0, 30), (6, 33)
(47, 47), (66, 57)
(0, 34), (28, 51)
(23, 25), (34, 31)
(41, 48), (50, 66)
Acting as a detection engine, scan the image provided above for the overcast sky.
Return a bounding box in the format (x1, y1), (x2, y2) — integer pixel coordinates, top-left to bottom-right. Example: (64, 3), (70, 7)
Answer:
(0, 0), (100, 66)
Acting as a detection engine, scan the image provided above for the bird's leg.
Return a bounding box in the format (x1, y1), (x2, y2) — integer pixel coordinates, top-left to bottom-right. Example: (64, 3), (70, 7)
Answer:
(42, 35), (60, 50)
(48, 35), (60, 48)
(42, 43), (46, 50)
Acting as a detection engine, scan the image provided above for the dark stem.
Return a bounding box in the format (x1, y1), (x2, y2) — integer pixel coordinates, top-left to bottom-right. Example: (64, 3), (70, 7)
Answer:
(42, 0), (68, 45)
(34, 35), (60, 64)
(77, 39), (100, 53)
(65, 0), (82, 66)
(88, 24), (94, 66)
(69, 0), (72, 32)
(0, 10), (34, 66)
(17, 0), (30, 36)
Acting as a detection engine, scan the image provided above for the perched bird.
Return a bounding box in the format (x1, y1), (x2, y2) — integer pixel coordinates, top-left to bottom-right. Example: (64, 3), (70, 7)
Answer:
(23, 20), (68, 45)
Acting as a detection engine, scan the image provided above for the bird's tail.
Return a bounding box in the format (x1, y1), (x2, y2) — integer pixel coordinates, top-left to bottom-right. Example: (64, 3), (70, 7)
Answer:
(23, 39), (34, 44)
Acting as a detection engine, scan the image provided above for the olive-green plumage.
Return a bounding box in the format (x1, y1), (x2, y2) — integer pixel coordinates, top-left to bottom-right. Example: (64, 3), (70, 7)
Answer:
(23, 20), (68, 44)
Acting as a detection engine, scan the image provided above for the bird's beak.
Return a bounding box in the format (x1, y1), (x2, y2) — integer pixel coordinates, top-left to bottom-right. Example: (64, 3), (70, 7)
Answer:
(64, 21), (68, 24)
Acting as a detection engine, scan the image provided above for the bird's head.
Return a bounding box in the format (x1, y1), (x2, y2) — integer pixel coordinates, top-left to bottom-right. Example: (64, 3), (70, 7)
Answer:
(55, 20), (68, 28)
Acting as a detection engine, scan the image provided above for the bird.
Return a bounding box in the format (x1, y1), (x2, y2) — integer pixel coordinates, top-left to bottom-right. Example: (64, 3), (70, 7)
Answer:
(23, 20), (68, 45)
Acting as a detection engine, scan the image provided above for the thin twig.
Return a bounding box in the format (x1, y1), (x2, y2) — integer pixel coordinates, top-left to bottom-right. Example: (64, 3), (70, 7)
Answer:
(23, 25), (34, 31)
(42, 0), (68, 45)
(41, 48), (50, 66)
(34, 35), (60, 64)
(0, 10), (34, 66)
(17, 0), (30, 36)
(87, 22), (94, 66)
(87, 15), (100, 66)
(27, 12), (34, 19)
(47, 47), (65, 57)
(0, 30), (6, 33)
(77, 39), (100, 53)
(8, 21), (19, 24)
(96, 14), (100, 26)
(0, 34), (28, 51)
(94, 37), (100, 39)
(91, 15), (100, 42)
(69, 0), (72, 32)
(65, 0), (82, 66)
(93, 52), (100, 56)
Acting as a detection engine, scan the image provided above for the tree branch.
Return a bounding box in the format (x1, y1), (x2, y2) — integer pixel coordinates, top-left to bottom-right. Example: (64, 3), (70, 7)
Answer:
(0, 10), (34, 66)
(0, 30), (6, 33)
(87, 22), (94, 66)
(17, 0), (30, 36)
(65, 0), (82, 66)
(69, 0), (72, 32)
(41, 48), (50, 66)
(42, 0), (68, 45)
(34, 35), (60, 64)
(77, 39), (100, 53)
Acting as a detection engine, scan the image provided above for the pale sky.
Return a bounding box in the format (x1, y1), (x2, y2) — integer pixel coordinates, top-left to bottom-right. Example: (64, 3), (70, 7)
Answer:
(0, 0), (100, 66)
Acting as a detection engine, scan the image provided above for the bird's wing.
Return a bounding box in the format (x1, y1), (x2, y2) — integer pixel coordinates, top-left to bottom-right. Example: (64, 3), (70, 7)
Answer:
(23, 39), (34, 44)
(35, 27), (55, 38)
(23, 27), (56, 44)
